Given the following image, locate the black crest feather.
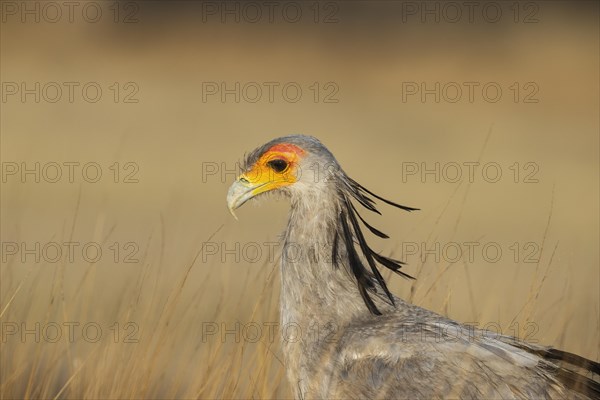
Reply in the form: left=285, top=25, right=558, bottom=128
left=334, top=179, right=418, bottom=315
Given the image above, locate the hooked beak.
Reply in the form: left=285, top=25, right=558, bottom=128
left=226, top=178, right=267, bottom=220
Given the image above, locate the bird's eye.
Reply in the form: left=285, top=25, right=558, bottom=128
left=267, top=159, right=288, bottom=173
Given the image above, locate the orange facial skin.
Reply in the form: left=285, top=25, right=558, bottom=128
left=241, top=143, right=306, bottom=196
left=227, top=142, right=308, bottom=218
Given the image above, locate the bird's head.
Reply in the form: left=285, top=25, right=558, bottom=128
left=227, top=135, right=419, bottom=315
left=227, top=135, right=339, bottom=218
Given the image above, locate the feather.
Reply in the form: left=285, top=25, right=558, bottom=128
left=345, top=197, right=396, bottom=308
left=339, top=209, right=381, bottom=315
left=348, top=201, right=389, bottom=239
left=348, top=177, right=419, bottom=212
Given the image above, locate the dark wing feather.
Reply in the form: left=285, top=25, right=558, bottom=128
left=504, top=340, right=600, bottom=398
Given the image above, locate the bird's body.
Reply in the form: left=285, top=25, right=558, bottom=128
left=227, top=135, right=599, bottom=399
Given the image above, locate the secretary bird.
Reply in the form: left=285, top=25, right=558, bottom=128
left=226, top=135, right=599, bottom=399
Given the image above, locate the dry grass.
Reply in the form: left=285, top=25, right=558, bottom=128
left=1, top=216, right=289, bottom=399
left=1, top=2, right=598, bottom=398
left=1, top=178, right=597, bottom=399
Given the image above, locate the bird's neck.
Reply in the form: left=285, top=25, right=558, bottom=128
left=280, top=190, right=369, bottom=330
left=279, top=188, right=401, bottom=395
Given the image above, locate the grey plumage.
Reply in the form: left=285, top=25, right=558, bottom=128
left=228, top=135, right=599, bottom=399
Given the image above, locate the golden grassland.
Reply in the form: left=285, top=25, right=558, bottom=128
left=1, top=2, right=598, bottom=398
left=1, top=178, right=598, bottom=398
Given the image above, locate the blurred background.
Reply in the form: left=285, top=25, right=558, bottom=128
left=1, top=1, right=598, bottom=398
